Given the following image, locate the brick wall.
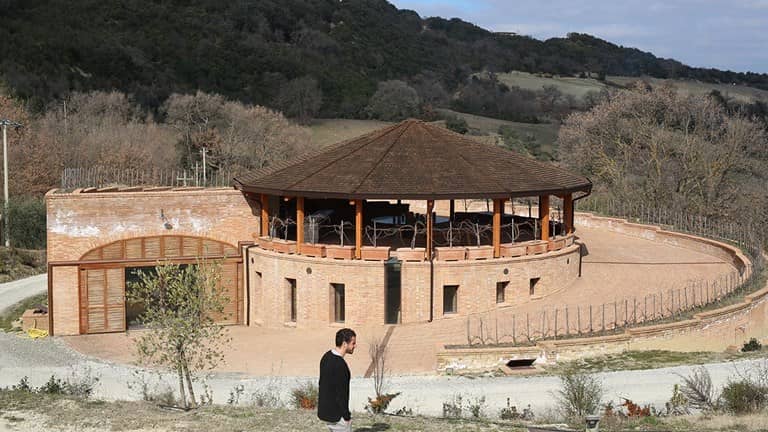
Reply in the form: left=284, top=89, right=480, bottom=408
left=46, top=188, right=256, bottom=335
left=247, top=244, right=580, bottom=328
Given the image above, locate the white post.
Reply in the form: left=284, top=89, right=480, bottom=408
left=3, top=123, right=8, bottom=247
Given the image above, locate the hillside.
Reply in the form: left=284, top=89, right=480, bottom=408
left=2, top=0, right=768, bottom=115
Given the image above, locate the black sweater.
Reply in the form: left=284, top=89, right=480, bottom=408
left=317, top=350, right=351, bottom=422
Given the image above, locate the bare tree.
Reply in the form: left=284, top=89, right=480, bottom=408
left=366, top=336, right=400, bottom=414
left=274, top=76, right=323, bottom=125
left=558, top=83, right=768, bottom=225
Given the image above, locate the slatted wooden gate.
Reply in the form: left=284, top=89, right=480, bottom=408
left=79, top=267, right=126, bottom=333
left=78, top=235, right=243, bottom=334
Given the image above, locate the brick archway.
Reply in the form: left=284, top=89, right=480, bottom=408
left=77, top=235, right=243, bottom=334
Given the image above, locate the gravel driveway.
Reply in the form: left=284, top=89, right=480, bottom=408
left=1, top=275, right=765, bottom=417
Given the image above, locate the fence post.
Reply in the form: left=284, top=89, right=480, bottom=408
left=577, top=306, right=582, bottom=335
left=624, top=299, right=628, bottom=326
left=601, top=303, right=605, bottom=333
left=526, top=312, right=530, bottom=341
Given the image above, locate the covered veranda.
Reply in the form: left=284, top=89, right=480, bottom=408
left=234, top=119, right=591, bottom=262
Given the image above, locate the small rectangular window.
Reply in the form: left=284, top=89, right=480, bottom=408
left=496, top=281, right=509, bottom=303
left=443, top=285, right=458, bottom=314
left=529, top=277, right=540, bottom=296
left=286, top=278, right=297, bottom=322
left=331, top=283, right=345, bottom=323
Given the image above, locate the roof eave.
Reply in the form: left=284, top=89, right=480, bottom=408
left=233, top=182, right=592, bottom=201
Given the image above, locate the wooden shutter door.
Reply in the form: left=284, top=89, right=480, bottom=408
left=216, top=262, right=240, bottom=325
left=83, top=267, right=126, bottom=334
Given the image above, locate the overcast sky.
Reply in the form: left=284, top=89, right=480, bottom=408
left=389, top=0, right=768, bottom=74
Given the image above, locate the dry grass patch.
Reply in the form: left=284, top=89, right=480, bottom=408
left=546, top=349, right=768, bottom=374
left=0, top=390, right=528, bottom=432
left=310, top=119, right=392, bottom=147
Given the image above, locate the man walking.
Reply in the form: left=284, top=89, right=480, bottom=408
left=318, top=328, right=356, bottom=432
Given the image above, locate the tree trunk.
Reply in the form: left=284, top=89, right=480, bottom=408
left=181, top=352, right=198, bottom=408
left=177, top=362, right=188, bottom=409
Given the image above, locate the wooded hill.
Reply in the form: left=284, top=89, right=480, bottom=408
left=3, top=0, right=768, bottom=116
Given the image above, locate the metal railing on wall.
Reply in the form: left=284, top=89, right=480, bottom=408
left=60, top=167, right=236, bottom=189
left=464, top=199, right=765, bottom=347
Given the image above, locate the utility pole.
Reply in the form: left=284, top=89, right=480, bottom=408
left=1, top=119, right=22, bottom=248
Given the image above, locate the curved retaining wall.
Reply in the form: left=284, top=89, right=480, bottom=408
left=575, top=212, right=750, bottom=274
left=247, top=242, right=581, bottom=328
left=437, top=215, right=761, bottom=372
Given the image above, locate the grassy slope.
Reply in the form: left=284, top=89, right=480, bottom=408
left=545, top=349, right=768, bottom=375
left=309, top=119, right=393, bottom=147
left=492, top=70, right=609, bottom=98
left=608, top=75, right=768, bottom=102
left=490, top=70, right=768, bottom=103
left=0, top=248, right=46, bottom=285
left=310, top=114, right=560, bottom=157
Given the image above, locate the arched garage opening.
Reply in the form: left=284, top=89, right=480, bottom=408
left=77, top=235, right=243, bottom=334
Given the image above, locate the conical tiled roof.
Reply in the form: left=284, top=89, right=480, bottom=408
left=233, top=119, right=591, bottom=199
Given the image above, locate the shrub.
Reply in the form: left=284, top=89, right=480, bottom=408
left=366, top=392, right=401, bottom=414
left=39, top=376, right=66, bottom=395
left=466, top=395, right=487, bottom=418
left=7, top=196, right=46, bottom=249
left=250, top=386, right=283, bottom=408
left=554, top=370, right=604, bottom=418
left=741, top=338, right=762, bottom=352
left=366, top=80, right=421, bottom=121
left=11, top=376, right=32, bottom=392
left=620, top=398, right=651, bottom=417
left=444, top=115, right=469, bottom=134
left=442, top=394, right=463, bottom=418
left=228, top=384, right=244, bottom=405
left=665, top=384, right=690, bottom=416
left=291, top=382, right=319, bottom=409
left=679, top=367, right=719, bottom=412
left=721, top=379, right=768, bottom=414
left=499, top=400, right=535, bottom=421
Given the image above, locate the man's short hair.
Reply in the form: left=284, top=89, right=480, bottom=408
left=335, top=328, right=356, bottom=347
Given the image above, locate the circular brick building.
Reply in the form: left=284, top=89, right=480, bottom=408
left=233, top=119, right=592, bottom=328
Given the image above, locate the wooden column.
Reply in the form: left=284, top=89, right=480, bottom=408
left=539, top=195, right=550, bottom=241
left=355, top=199, right=363, bottom=259
left=260, top=194, right=269, bottom=237
left=449, top=200, right=455, bottom=221
left=426, top=200, right=434, bottom=260
left=563, top=193, right=573, bottom=234
left=296, top=197, right=304, bottom=254
left=493, top=198, right=503, bottom=258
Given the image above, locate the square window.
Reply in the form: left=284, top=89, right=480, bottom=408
left=443, top=285, right=458, bottom=314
